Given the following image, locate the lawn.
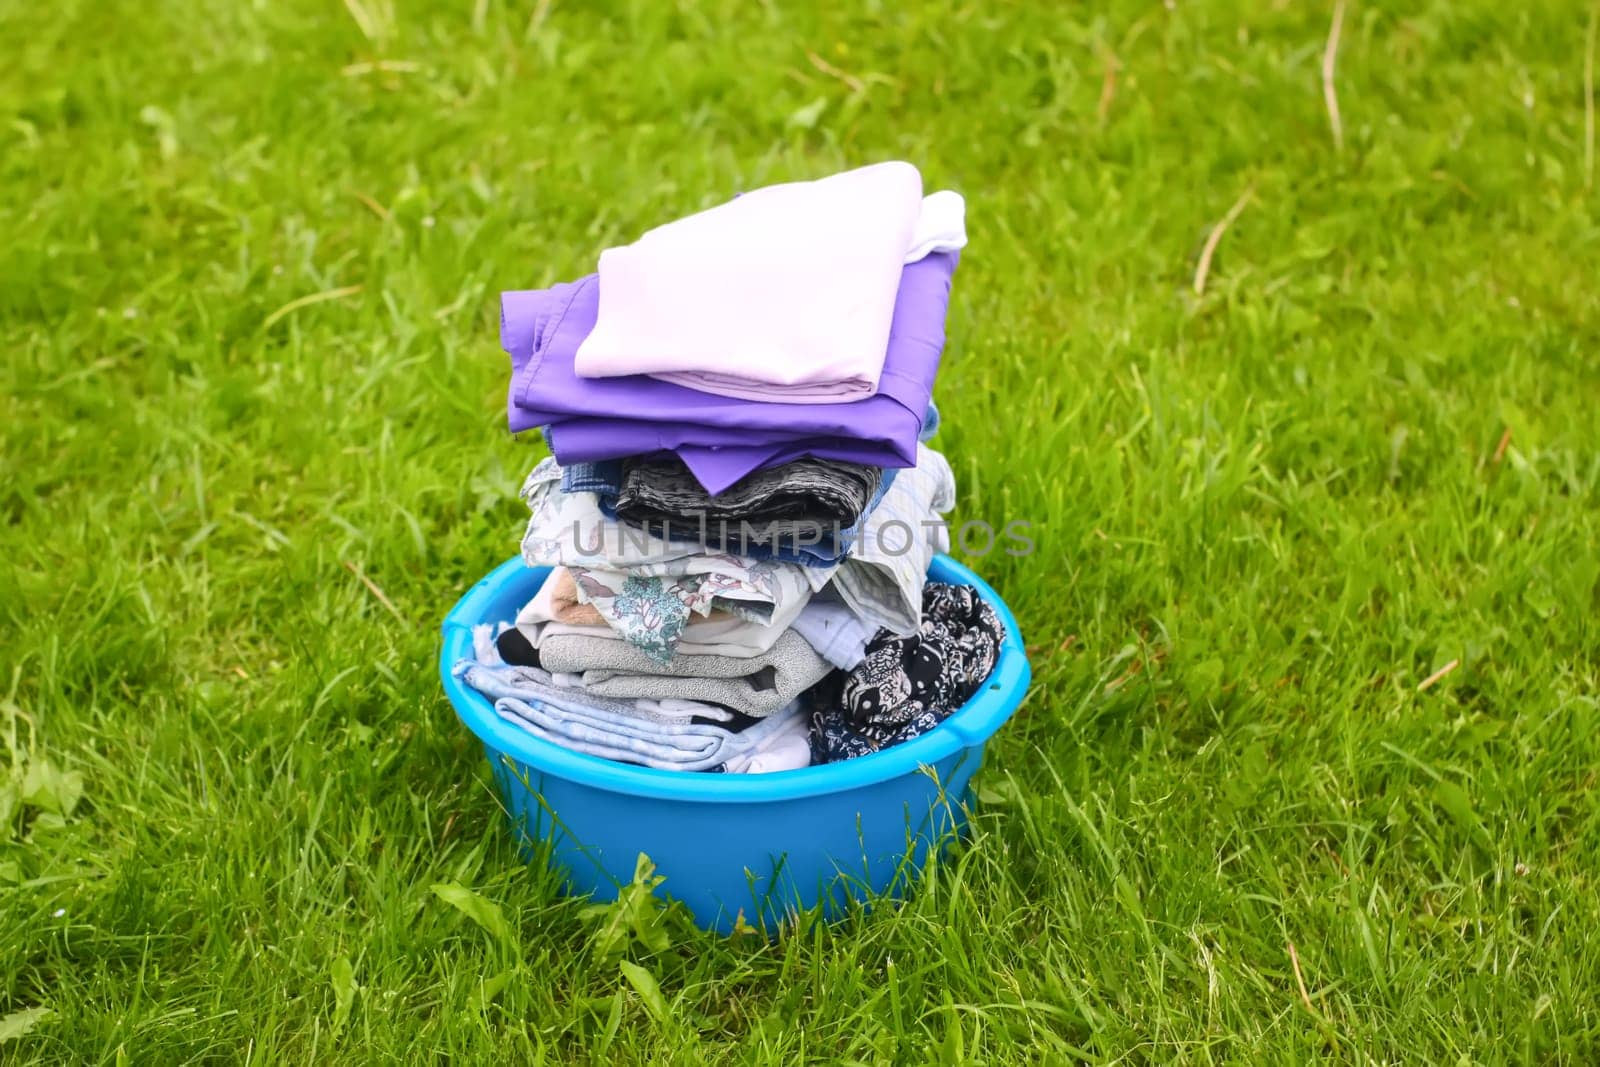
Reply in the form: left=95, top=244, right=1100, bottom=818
left=3, top=0, right=1600, bottom=1061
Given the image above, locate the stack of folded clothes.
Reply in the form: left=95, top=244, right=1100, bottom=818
left=455, top=162, right=1007, bottom=774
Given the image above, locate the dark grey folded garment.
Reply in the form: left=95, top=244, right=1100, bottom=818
left=613, top=454, right=882, bottom=548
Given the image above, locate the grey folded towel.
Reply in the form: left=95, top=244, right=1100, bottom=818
left=535, top=628, right=831, bottom=718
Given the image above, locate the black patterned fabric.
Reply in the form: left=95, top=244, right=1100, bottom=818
left=808, top=582, right=1005, bottom=763
left=613, top=454, right=882, bottom=549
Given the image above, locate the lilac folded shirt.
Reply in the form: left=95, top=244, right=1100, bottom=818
left=502, top=251, right=958, bottom=494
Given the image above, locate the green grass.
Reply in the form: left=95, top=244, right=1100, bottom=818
left=3, top=0, right=1600, bottom=1060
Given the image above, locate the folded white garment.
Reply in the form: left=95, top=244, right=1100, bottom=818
left=904, top=190, right=968, bottom=262
left=719, top=709, right=812, bottom=773
left=788, top=589, right=874, bottom=669
left=574, top=161, right=925, bottom=403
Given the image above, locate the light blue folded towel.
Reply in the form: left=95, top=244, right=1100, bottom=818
left=454, top=629, right=810, bottom=773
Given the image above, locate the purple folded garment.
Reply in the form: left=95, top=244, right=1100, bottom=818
left=502, top=252, right=958, bottom=494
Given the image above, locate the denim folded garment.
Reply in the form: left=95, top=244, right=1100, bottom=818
left=502, top=251, right=958, bottom=494
left=554, top=458, right=624, bottom=499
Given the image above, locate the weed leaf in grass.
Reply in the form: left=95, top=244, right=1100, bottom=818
left=580, top=853, right=670, bottom=957
left=470, top=969, right=517, bottom=1012
left=330, top=957, right=357, bottom=1034
left=0, top=779, right=17, bottom=840
left=20, top=760, right=82, bottom=817
left=0, top=1007, right=53, bottom=1044
left=431, top=882, right=516, bottom=949
left=596, top=990, right=625, bottom=1053
left=786, top=97, right=827, bottom=129
left=976, top=775, right=1023, bottom=808
left=619, top=960, right=670, bottom=1023
left=940, top=1008, right=966, bottom=1063
left=1432, top=780, right=1494, bottom=854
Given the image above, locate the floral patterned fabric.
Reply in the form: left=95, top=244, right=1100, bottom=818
left=808, top=582, right=1006, bottom=763
left=514, top=568, right=804, bottom=662
left=559, top=565, right=802, bottom=662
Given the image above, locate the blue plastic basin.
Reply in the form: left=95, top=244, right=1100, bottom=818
left=439, top=553, right=1031, bottom=933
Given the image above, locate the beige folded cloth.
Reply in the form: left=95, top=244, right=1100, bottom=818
left=547, top=567, right=604, bottom=625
